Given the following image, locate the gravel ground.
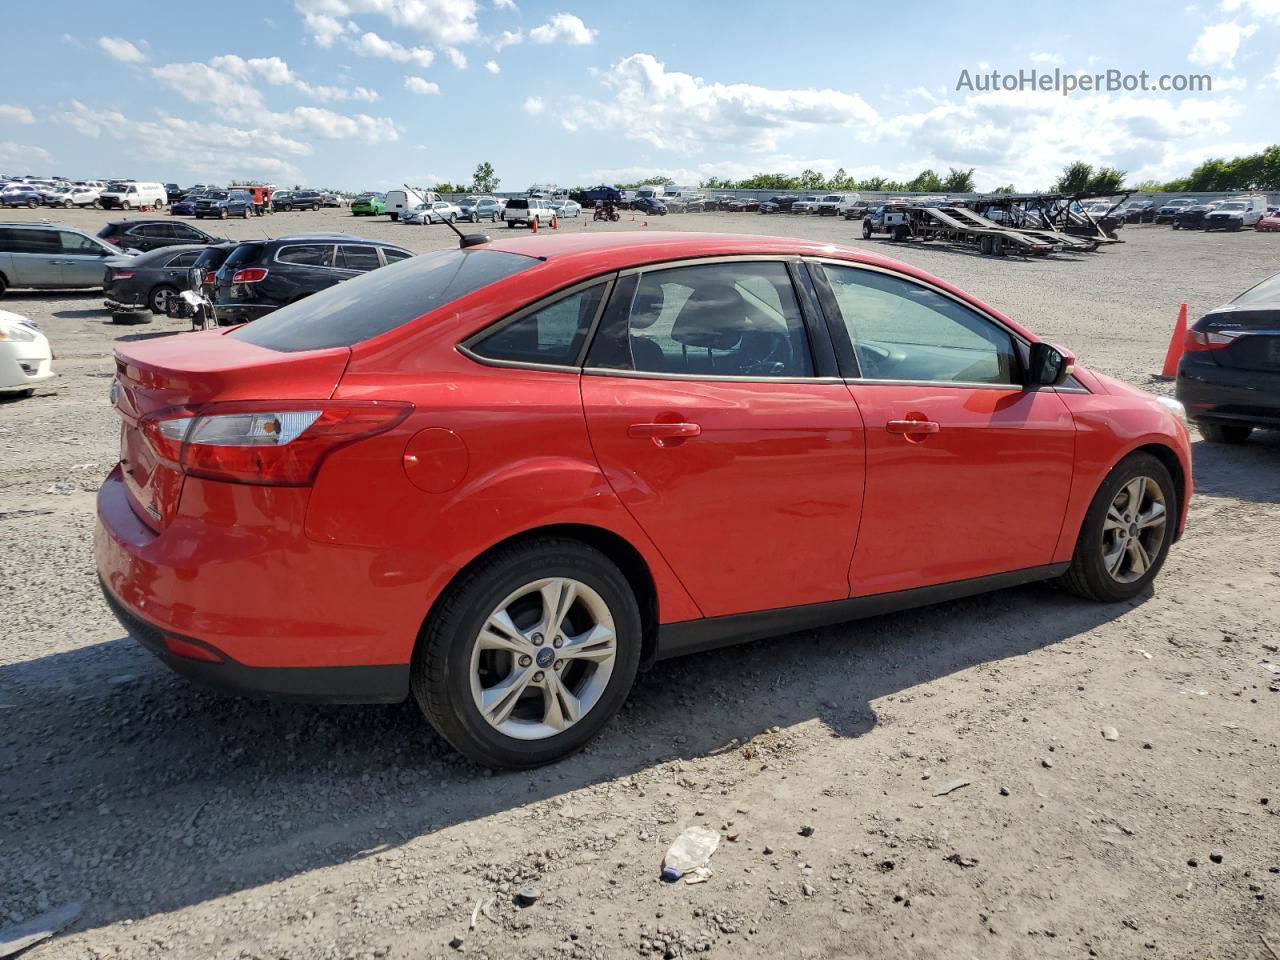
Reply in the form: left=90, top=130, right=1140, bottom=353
left=1, top=207, right=1278, bottom=960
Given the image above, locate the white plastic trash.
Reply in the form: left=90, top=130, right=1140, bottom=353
left=661, top=825, right=720, bottom=881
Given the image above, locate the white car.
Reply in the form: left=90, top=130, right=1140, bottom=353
left=41, top=184, right=101, bottom=208
left=791, top=196, right=822, bottom=214
left=0, top=310, right=54, bottom=398
left=551, top=200, right=582, bottom=218
left=502, top=197, right=556, bottom=227
left=402, top=200, right=462, bottom=225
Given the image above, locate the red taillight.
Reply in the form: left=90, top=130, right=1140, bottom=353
left=140, top=401, right=412, bottom=486
left=231, top=267, right=268, bottom=283
left=1184, top=328, right=1234, bottom=352
left=202, top=270, right=216, bottom=284
left=112, top=270, right=134, bottom=280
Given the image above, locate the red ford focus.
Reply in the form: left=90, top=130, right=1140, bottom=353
left=97, top=232, right=1191, bottom=767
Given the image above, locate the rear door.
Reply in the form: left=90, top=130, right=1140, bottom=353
left=580, top=259, right=865, bottom=618
left=0, top=227, right=62, bottom=287
left=813, top=260, right=1076, bottom=596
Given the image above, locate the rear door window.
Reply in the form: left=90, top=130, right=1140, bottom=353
left=467, top=284, right=607, bottom=367
left=0, top=228, right=59, bottom=254
left=276, top=244, right=334, bottom=267
left=382, top=248, right=412, bottom=264
left=233, top=248, right=539, bottom=352
left=165, top=250, right=201, bottom=268
left=337, top=245, right=382, bottom=271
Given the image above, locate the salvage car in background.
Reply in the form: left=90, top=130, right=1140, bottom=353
left=211, top=234, right=412, bottom=325
left=458, top=196, right=504, bottom=223
left=1172, top=201, right=1221, bottom=230
left=194, top=190, right=253, bottom=220
left=1203, top=197, right=1266, bottom=231
left=1176, top=270, right=1280, bottom=444
left=1154, top=198, right=1196, bottom=223
left=351, top=193, right=386, bottom=216
left=98, top=231, right=1191, bottom=769
left=1256, top=211, right=1280, bottom=232
left=0, top=222, right=128, bottom=294
left=0, top=309, right=53, bottom=398
left=97, top=220, right=224, bottom=253
left=103, top=244, right=208, bottom=318
left=402, top=200, right=463, bottom=225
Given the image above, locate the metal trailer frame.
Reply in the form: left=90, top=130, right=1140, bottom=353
left=963, top=191, right=1129, bottom=244
left=862, top=204, right=1066, bottom=257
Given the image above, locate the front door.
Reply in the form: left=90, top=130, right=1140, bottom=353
left=58, top=230, right=113, bottom=287
left=581, top=259, right=866, bottom=618
left=815, top=261, right=1076, bottom=597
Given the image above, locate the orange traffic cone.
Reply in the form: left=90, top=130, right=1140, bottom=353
left=530, top=216, right=538, bottom=233
left=551, top=214, right=558, bottom=230
left=642, top=220, right=648, bottom=227
left=1156, top=303, right=1188, bottom=379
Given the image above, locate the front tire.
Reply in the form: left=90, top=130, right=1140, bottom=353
left=411, top=538, right=642, bottom=769
left=1058, top=453, right=1175, bottom=602
left=1198, top=421, right=1252, bottom=444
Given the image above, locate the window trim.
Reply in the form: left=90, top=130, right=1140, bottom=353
left=590, top=254, right=833, bottom=384
left=808, top=258, right=1029, bottom=389
left=273, top=243, right=337, bottom=269
left=456, top=274, right=617, bottom=374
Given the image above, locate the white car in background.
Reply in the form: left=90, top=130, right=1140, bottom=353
left=41, top=184, right=102, bottom=208
left=0, top=310, right=53, bottom=399
left=791, top=196, right=823, bottom=214
left=402, top=200, right=463, bottom=224
left=551, top=199, right=582, bottom=218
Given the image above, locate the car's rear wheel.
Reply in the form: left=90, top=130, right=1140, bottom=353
left=220, top=208, right=229, bottom=219
left=412, top=538, right=642, bottom=768
left=1058, top=453, right=1174, bottom=602
left=862, top=221, right=872, bottom=239
left=148, top=284, right=177, bottom=314
left=1198, top=421, right=1252, bottom=444
left=121, top=201, right=131, bottom=210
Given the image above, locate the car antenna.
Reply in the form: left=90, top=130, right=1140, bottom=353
left=441, top=214, right=490, bottom=249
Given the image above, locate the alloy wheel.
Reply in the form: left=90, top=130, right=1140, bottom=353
left=1101, top=475, right=1167, bottom=583
left=469, top=577, right=617, bottom=740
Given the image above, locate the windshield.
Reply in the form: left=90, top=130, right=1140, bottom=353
left=106, top=181, right=130, bottom=192
left=233, top=249, right=539, bottom=352
left=1219, top=202, right=1246, bottom=210
left=204, top=191, right=228, bottom=200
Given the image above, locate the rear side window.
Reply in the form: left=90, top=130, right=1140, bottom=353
left=277, top=244, right=334, bottom=267
left=233, top=248, right=539, bottom=352
left=166, top=250, right=201, bottom=268
left=221, top=243, right=264, bottom=274
left=468, top=284, right=607, bottom=367
left=507, top=199, right=528, bottom=210
left=0, top=228, right=59, bottom=254
left=337, top=245, right=381, bottom=271
left=1233, top=272, right=1280, bottom=306
left=382, top=248, right=411, bottom=264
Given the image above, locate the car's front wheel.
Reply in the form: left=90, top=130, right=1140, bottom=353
left=412, top=538, right=642, bottom=769
left=1058, top=453, right=1175, bottom=602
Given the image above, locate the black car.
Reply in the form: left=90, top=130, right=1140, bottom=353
left=102, top=244, right=207, bottom=316
left=165, top=183, right=184, bottom=202
left=758, top=196, right=797, bottom=214
left=1172, top=203, right=1217, bottom=230
left=194, top=190, right=253, bottom=219
left=842, top=202, right=871, bottom=220
left=96, top=219, right=225, bottom=253
left=1176, top=271, right=1280, bottom=445
left=274, top=190, right=324, bottom=212
left=212, top=234, right=413, bottom=325
left=631, top=197, right=668, bottom=216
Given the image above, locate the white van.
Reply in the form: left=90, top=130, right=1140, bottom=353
left=1203, top=195, right=1266, bottom=231
left=386, top=188, right=441, bottom=221
left=634, top=185, right=668, bottom=202
left=502, top=197, right=555, bottom=228
left=99, top=181, right=167, bottom=210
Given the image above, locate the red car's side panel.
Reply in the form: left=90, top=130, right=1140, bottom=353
left=581, top=376, right=866, bottom=617
left=846, top=383, right=1077, bottom=595
left=316, top=359, right=703, bottom=636
left=1051, top=369, right=1193, bottom=561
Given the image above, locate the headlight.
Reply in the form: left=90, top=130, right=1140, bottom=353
left=1156, top=395, right=1187, bottom=423
left=0, top=319, right=38, bottom=342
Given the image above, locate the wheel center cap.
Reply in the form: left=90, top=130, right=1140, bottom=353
left=1129, top=523, right=1139, bottom=537
left=535, top=647, right=555, bottom=668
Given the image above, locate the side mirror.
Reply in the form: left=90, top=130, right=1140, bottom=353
left=1027, top=342, right=1074, bottom=387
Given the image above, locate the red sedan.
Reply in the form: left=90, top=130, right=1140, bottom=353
left=97, top=232, right=1192, bottom=767
left=1256, top=212, right=1280, bottom=232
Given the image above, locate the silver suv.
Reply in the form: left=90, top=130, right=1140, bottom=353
left=0, top=223, right=128, bottom=295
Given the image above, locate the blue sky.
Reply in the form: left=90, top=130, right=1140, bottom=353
left=1, top=0, right=1278, bottom=192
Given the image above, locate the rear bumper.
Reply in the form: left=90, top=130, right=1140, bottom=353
left=1176, top=358, right=1280, bottom=428
left=213, top=301, right=276, bottom=325
left=95, top=466, right=415, bottom=702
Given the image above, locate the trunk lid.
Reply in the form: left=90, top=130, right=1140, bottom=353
left=112, top=329, right=350, bottom=530
left=1199, top=305, right=1280, bottom=372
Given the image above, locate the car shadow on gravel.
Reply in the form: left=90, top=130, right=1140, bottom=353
left=0, top=581, right=1132, bottom=937
left=1190, top=432, right=1280, bottom=504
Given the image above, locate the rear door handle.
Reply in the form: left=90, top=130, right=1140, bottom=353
left=886, top=419, right=940, bottom=435
left=628, top=422, right=701, bottom=442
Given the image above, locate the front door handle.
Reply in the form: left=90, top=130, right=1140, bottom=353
left=628, top=422, right=701, bottom=445
left=886, top=418, right=940, bottom=436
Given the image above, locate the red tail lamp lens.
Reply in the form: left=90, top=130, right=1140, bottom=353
left=231, top=267, right=268, bottom=283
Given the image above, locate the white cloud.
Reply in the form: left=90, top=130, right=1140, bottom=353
left=493, top=0, right=517, bottom=8
left=353, top=31, right=435, bottom=67
left=404, top=76, right=441, bottom=95
left=98, top=36, right=147, bottom=63
left=1220, top=0, right=1280, bottom=22
left=303, top=12, right=354, bottom=46
left=1029, top=51, right=1063, bottom=64
left=294, top=0, right=480, bottom=46
left=523, top=96, right=546, bottom=115
left=445, top=47, right=468, bottom=68
left=529, top=13, right=595, bottom=45
left=584, top=53, right=879, bottom=153
left=484, top=59, right=500, bottom=74
left=1188, top=21, right=1257, bottom=68
left=0, top=104, right=35, bottom=124
left=0, top=141, right=52, bottom=171
left=495, top=29, right=523, bottom=49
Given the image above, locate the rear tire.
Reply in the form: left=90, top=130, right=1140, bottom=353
left=1198, top=421, right=1252, bottom=444
left=862, top=221, right=872, bottom=239
left=1057, top=453, right=1175, bottom=602
left=411, top=538, right=642, bottom=769
left=148, top=284, right=177, bottom=315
